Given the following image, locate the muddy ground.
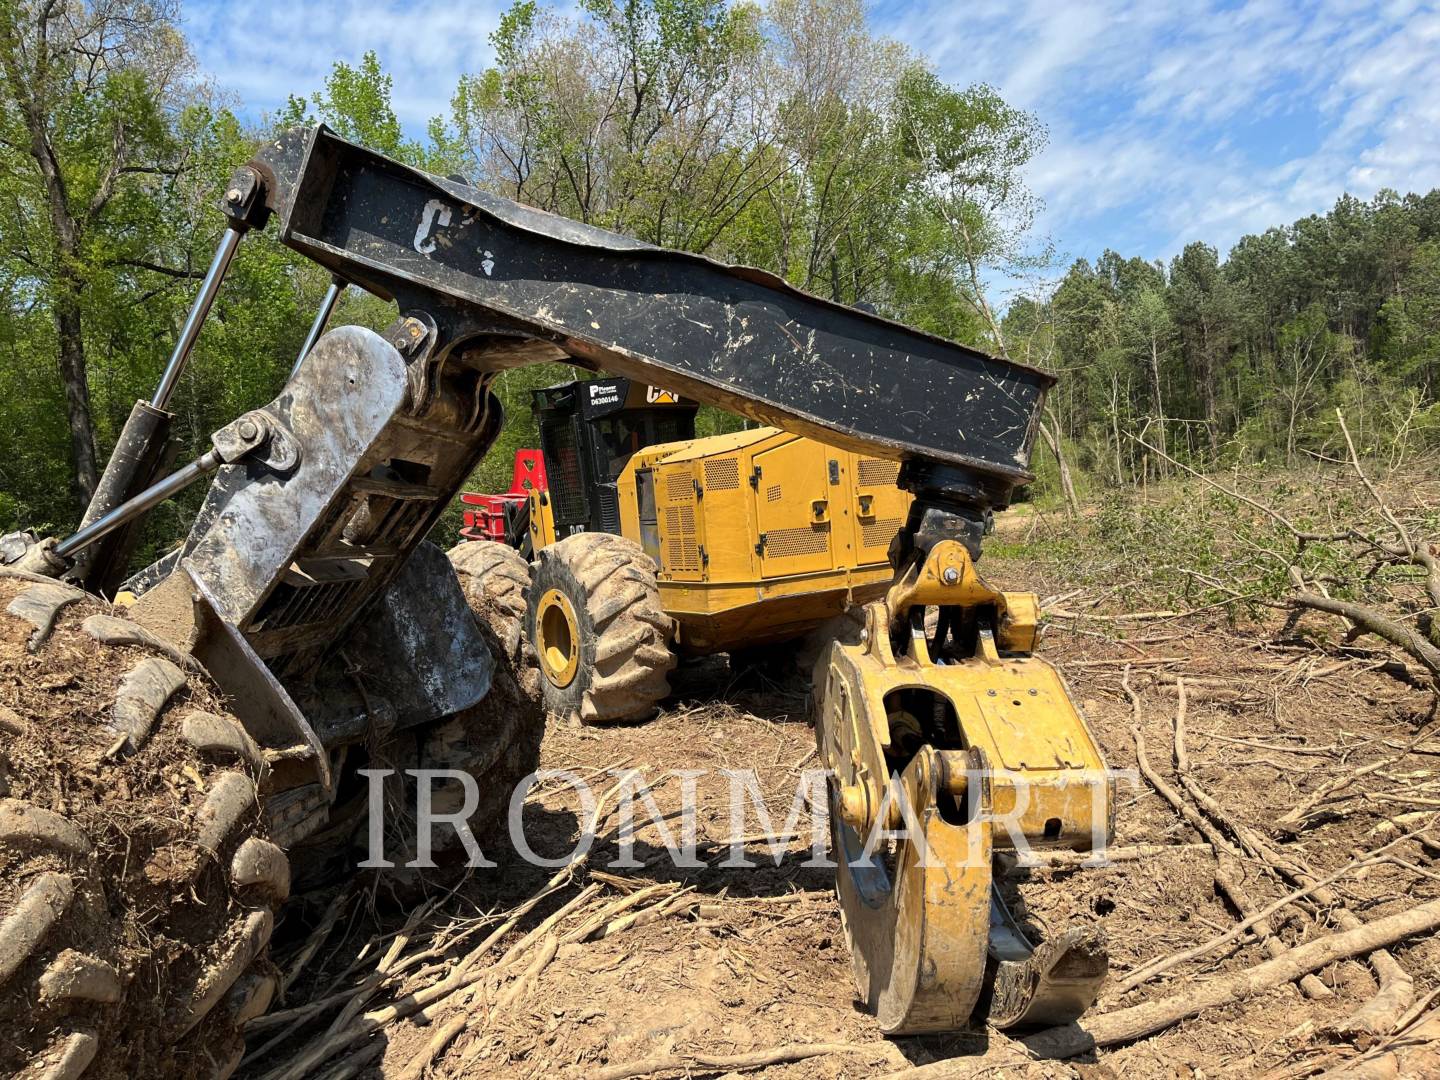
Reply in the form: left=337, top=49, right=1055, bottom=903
left=238, top=549, right=1440, bottom=1080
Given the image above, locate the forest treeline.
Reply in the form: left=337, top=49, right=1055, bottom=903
left=2, top=0, right=1437, bottom=551
left=1020, top=191, right=1440, bottom=503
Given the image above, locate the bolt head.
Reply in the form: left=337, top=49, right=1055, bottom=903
left=225, top=188, right=242, bottom=203
left=237, top=418, right=259, bottom=440
left=943, top=566, right=960, bottom=584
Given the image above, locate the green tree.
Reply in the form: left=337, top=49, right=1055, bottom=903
left=1274, top=303, right=1341, bottom=464
left=1381, top=240, right=1440, bottom=393
left=280, top=50, right=425, bottom=166
left=1123, top=287, right=1176, bottom=470
left=437, top=0, right=774, bottom=251
left=1167, top=242, right=1231, bottom=456
left=895, top=68, right=1046, bottom=353
left=0, top=0, right=197, bottom=505
left=741, top=0, right=913, bottom=303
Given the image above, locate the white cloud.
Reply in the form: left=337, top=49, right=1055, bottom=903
left=181, top=0, right=1440, bottom=269
left=182, top=0, right=511, bottom=129
left=878, top=0, right=1440, bottom=265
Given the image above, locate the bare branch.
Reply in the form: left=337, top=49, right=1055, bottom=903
left=1336, top=408, right=1416, bottom=555
left=1290, top=588, right=1440, bottom=677
left=85, top=117, right=127, bottom=218
left=1131, top=435, right=1308, bottom=539
left=115, top=257, right=203, bottom=280
left=1333, top=410, right=1440, bottom=612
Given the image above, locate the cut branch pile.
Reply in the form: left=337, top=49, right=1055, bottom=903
left=1062, top=665, right=1440, bottom=1065
left=1136, top=412, right=1440, bottom=690
left=242, top=769, right=854, bottom=1080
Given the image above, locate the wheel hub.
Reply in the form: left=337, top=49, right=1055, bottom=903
left=536, top=588, right=580, bottom=688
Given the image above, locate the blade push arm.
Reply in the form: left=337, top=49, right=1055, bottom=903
left=229, top=126, right=1050, bottom=508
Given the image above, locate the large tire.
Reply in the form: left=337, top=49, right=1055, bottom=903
left=447, top=540, right=535, bottom=696
left=0, top=569, right=286, bottom=1080
left=527, top=534, right=675, bottom=724
left=432, top=541, right=544, bottom=847
left=408, top=638, right=545, bottom=856
left=731, top=609, right=867, bottom=684
left=359, top=655, right=547, bottom=879
left=795, top=607, right=868, bottom=683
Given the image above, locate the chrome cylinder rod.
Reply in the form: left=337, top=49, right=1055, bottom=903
left=54, top=450, right=223, bottom=560
left=290, top=277, right=344, bottom=379
left=151, top=227, right=244, bottom=411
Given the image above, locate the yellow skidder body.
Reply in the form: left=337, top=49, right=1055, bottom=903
left=626, top=428, right=913, bottom=651
left=528, top=426, right=912, bottom=653
left=508, top=386, right=916, bottom=725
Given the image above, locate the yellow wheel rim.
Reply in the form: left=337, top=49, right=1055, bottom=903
left=536, top=588, right=581, bottom=689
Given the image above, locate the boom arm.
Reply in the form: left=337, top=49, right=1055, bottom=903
left=52, top=122, right=1063, bottom=759
left=233, top=126, right=1050, bottom=506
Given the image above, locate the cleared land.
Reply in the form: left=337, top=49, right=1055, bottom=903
left=237, top=538, right=1439, bottom=1075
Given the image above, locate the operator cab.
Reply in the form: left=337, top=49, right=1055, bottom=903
left=534, top=377, right=697, bottom=536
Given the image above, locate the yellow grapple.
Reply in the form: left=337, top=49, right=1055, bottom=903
left=815, top=539, right=1111, bottom=1033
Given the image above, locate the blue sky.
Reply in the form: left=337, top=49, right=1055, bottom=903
left=182, top=0, right=1440, bottom=287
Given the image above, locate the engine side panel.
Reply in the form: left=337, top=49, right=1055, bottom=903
left=613, top=429, right=911, bottom=653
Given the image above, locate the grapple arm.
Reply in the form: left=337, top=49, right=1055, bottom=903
left=819, top=540, right=1111, bottom=1033
left=232, top=126, right=1048, bottom=508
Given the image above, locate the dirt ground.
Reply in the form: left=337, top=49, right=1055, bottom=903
left=235, top=549, right=1440, bottom=1080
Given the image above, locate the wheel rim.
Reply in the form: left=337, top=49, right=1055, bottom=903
left=536, top=588, right=581, bottom=688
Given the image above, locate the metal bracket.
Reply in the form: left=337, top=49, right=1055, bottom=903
left=211, top=410, right=301, bottom=472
